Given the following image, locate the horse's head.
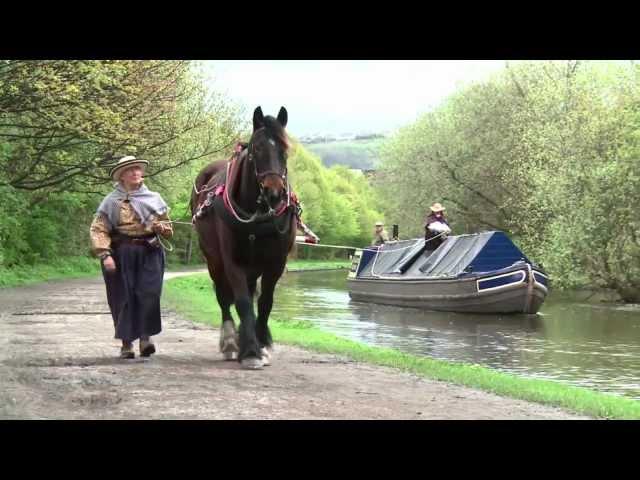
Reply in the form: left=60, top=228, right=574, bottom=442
left=248, top=106, right=290, bottom=210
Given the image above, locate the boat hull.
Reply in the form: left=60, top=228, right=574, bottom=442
left=347, top=265, right=548, bottom=314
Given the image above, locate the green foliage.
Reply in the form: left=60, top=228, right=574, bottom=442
left=0, top=185, right=28, bottom=266
left=0, top=255, right=100, bottom=288
left=0, top=61, right=384, bottom=271
left=0, top=60, right=242, bottom=192
left=0, top=60, right=242, bottom=270
left=378, top=60, right=640, bottom=301
left=303, top=137, right=385, bottom=169
left=288, top=143, right=384, bottom=258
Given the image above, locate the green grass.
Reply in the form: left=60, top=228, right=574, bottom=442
left=163, top=273, right=640, bottom=420
left=0, top=256, right=102, bottom=288
left=287, top=259, right=351, bottom=271
left=160, top=259, right=350, bottom=273
left=0, top=256, right=349, bottom=290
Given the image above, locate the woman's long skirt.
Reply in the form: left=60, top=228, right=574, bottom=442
left=101, top=243, right=165, bottom=342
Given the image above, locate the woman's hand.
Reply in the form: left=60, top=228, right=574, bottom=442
left=152, top=222, right=168, bottom=234
left=103, top=255, right=116, bottom=272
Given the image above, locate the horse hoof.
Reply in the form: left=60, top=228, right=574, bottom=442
left=220, top=341, right=239, bottom=353
left=223, top=351, right=237, bottom=361
left=241, top=357, right=264, bottom=370
left=220, top=335, right=239, bottom=357
left=261, top=347, right=272, bottom=366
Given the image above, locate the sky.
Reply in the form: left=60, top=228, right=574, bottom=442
left=199, top=60, right=509, bottom=137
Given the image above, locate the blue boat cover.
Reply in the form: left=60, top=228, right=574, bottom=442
left=356, top=231, right=531, bottom=279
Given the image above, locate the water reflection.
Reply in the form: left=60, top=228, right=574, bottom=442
left=273, top=270, right=640, bottom=399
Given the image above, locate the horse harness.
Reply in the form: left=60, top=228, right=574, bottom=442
left=193, top=143, right=302, bottom=240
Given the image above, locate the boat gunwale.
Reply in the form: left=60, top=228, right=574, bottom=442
left=350, top=263, right=547, bottom=284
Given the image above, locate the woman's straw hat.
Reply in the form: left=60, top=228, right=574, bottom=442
left=430, top=202, right=445, bottom=213
left=109, top=156, right=149, bottom=181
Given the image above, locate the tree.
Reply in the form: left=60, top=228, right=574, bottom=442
left=287, top=142, right=383, bottom=258
left=377, top=60, right=640, bottom=301
left=0, top=60, right=243, bottom=268
left=0, top=60, right=242, bottom=192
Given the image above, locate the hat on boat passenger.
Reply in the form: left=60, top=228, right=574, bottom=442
left=430, top=202, right=445, bottom=213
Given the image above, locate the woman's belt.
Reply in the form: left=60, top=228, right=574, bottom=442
left=112, top=234, right=159, bottom=249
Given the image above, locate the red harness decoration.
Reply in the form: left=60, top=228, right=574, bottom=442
left=193, top=143, right=301, bottom=224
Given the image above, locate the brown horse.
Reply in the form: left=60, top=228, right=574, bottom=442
left=191, top=106, right=297, bottom=369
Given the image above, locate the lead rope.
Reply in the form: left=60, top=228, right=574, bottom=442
left=156, top=234, right=174, bottom=252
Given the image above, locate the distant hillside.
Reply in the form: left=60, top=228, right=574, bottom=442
left=301, top=137, right=385, bottom=170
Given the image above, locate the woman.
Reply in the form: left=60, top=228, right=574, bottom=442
left=90, top=156, right=173, bottom=359
left=424, top=202, right=451, bottom=249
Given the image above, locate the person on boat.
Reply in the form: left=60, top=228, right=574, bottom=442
left=90, top=156, right=174, bottom=359
left=424, top=202, right=451, bottom=249
left=372, top=221, right=389, bottom=246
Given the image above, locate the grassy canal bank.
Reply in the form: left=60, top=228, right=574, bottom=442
left=163, top=271, right=640, bottom=420
left=0, top=257, right=350, bottom=289
left=0, top=256, right=102, bottom=288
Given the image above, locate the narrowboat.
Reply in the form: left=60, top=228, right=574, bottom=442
left=347, top=231, right=548, bottom=314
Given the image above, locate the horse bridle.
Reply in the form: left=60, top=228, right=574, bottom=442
left=246, top=133, right=288, bottom=209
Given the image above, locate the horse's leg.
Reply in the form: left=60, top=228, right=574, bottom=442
left=216, top=280, right=239, bottom=361
left=248, top=275, right=258, bottom=299
left=256, top=267, right=285, bottom=366
left=220, top=259, right=262, bottom=369
left=206, top=260, right=239, bottom=361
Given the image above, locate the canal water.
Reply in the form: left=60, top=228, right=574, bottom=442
left=272, top=270, right=640, bottom=400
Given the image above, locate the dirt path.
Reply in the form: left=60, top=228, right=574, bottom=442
left=0, top=274, right=589, bottom=419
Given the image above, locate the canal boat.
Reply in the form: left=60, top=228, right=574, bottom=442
left=347, top=231, right=548, bottom=314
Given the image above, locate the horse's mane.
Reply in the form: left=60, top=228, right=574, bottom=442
left=262, top=116, right=291, bottom=152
